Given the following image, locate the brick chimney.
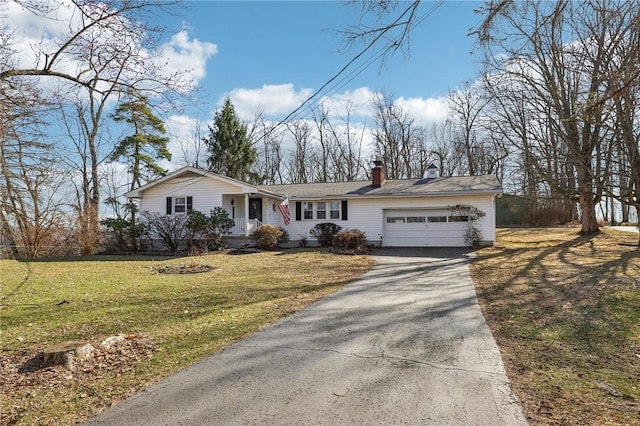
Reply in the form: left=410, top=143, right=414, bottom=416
left=372, top=160, right=385, bottom=187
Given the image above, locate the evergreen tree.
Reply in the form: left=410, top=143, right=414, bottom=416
left=109, top=90, right=171, bottom=251
left=204, top=98, right=257, bottom=181
left=110, top=91, right=171, bottom=191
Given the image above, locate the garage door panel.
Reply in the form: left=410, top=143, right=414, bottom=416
left=384, top=209, right=467, bottom=247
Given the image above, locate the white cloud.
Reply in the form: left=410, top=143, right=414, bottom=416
left=224, top=84, right=314, bottom=120
left=319, top=87, right=375, bottom=118
left=3, top=1, right=84, bottom=73
left=154, top=31, right=218, bottom=90
left=395, top=96, right=449, bottom=125
left=220, top=84, right=448, bottom=130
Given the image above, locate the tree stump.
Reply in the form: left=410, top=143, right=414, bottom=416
left=43, top=341, right=94, bottom=371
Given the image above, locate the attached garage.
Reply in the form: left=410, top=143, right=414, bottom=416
left=383, top=209, right=469, bottom=247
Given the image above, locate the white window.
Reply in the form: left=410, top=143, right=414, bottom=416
left=330, top=201, right=340, bottom=219
left=407, top=216, right=426, bottom=223
left=303, top=202, right=314, bottom=220
left=316, top=202, right=326, bottom=219
left=174, top=197, right=186, bottom=214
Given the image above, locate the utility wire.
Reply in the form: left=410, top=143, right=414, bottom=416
left=255, top=0, right=445, bottom=142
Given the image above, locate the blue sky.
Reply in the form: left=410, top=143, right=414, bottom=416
left=5, top=0, right=485, bottom=170
left=164, top=1, right=484, bottom=122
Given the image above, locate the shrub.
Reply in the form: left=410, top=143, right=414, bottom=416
left=100, top=217, right=145, bottom=253
left=252, top=225, right=284, bottom=250
left=100, top=199, right=144, bottom=253
left=332, top=229, right=369, bottom=254
left=310, top=222, right=342, bottom=247
left=185, top=207, right=235, bottom=250
left=142, top=212, right=190, bottom=253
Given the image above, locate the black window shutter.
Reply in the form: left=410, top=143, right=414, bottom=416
left=186, top=196, right=193, bottom=212
left=295, top=201, right=302, bottom=221
left=166, top=197, right=172, bottom=215
left=341, top=200, right=348, bottom=221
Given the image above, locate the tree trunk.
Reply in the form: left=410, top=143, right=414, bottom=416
left=577, top=167, right=600, bottom=234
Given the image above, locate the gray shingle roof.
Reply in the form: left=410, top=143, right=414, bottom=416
left=259, top=175, right=502, bottom=199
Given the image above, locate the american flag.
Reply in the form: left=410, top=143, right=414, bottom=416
left=278, top=198, right=291, bottom=226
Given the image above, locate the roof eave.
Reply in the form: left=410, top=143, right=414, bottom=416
left=288, top=189, right=503, bottom=199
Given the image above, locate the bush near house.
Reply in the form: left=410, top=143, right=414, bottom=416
left=185, top=208, right=235, bottom=251
left=310, top=223, right=342, bottom=247
left=332, top=229, right=369, bottom=254
left=142, top=212, right=190, bottom=253
left=101, top=217, right=145, bottom=253
left=252, top=225, right=289, bottom=250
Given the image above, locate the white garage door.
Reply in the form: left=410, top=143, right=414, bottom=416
left=383, top=209, right=468, bottom=247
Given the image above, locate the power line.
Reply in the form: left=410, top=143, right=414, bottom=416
left=255, top=0, right=445, bottom=142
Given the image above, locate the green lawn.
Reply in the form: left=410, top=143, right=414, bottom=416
left=1, top=250, right=374, bottom=425
left=472, top=228, right=640, bottom=425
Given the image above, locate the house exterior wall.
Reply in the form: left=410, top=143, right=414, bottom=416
left=137, top=176, right=282, bottom=237
left=275, top=194, right=496, bottom=246
left=139, top=176, right=244, bottom=215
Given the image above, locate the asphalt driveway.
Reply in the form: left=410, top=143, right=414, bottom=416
left=84, top=248, right=527, bottom=425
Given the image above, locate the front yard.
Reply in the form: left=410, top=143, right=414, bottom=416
left=0, top=250, right=374, bottom=425
left=3, top=228, right=638, bottom=425
left=472, top=228, right=640, bottom=425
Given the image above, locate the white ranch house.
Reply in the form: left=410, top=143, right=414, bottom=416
left=125, top=162, right=502, bottom=248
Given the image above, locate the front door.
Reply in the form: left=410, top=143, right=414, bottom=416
left=249, top=198, right=263, bottom=222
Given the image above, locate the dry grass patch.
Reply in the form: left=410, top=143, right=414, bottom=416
left=1, top=250, right=374, bottom=425
left=472, top=228, right=640, bottom=425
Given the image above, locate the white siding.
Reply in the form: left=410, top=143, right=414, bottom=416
left=280, top=194, right=496, bottom=246
left=139, top=176, right=243, bottom=215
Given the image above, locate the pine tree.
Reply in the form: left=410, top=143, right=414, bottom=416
left=110, top=91, right=171, bottom=191
left=109, top=90, right=171, bottom=251
left=204, top=98, right=257, bottom=181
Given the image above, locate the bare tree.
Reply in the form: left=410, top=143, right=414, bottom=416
left=1, top=0, right=195, bottom=253
left=428, top=120, right=461, bottom=177
left=475, top=0, right=640, bottom=235
left=448, top=82, right=485, bottom=176
left=250, top=115, right=285, bottom=185
left=370, top=92, right=427, bottom=179
left=173, top=117, right=208, bottom=168
left=0, top=82, right=72, bottom=258
left=285, top=120, right=315, bottom=184
left=325, top=100, right=367, bottom=181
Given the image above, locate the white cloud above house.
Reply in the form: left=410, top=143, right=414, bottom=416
left=223, top=83, right=314, bottom=120
left=395, top=96, right=449, bottom=126
left=153, top=30, right=218, bottom=91
left=319, top=87, right=375, bottom=118
left=220, top=83, right=448, bottom=128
